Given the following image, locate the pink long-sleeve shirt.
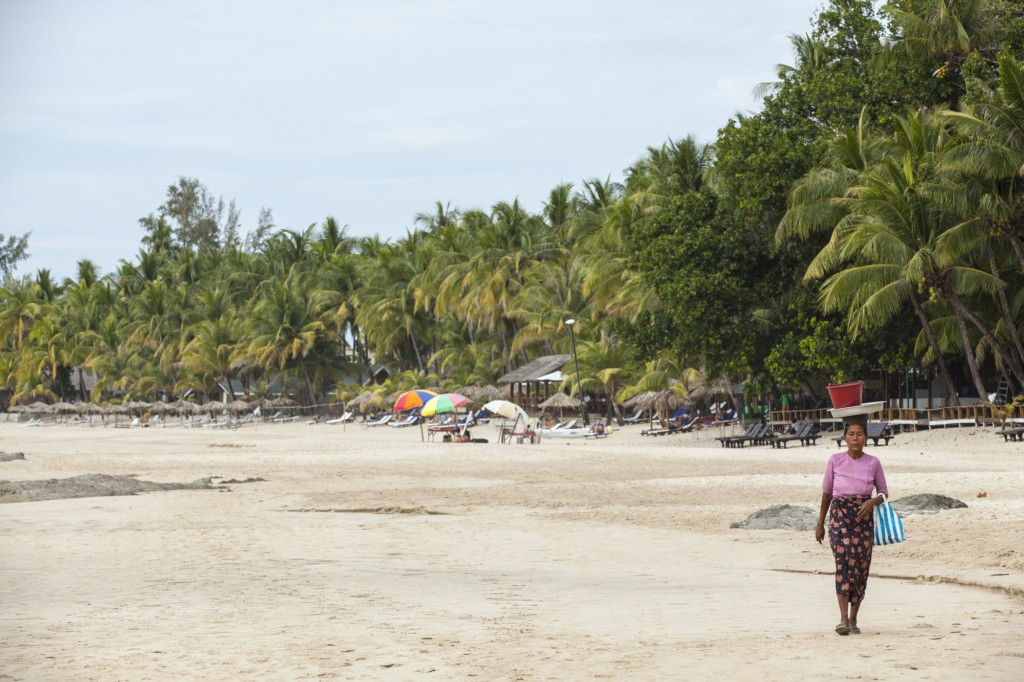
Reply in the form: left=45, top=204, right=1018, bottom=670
left=821, top=451, right=888, bottom=498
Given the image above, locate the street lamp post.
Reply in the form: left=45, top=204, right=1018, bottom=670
left=565, top=319, right=588, bottom=426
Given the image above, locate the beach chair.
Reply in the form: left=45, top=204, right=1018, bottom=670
left=667, top=417, right=698, bottom=434
left=362, top=413, right=392, bottom=427
left=997, top=426, right=1024, bottom=442
left=716, top=422, right=759, bottom=448
left=623, top=410, right=647, bottom=425
left=390, top=414, right=419, bottom=428
left=233, top=412, right=256, bottom=427
left=770, top=421, right=814, bottom=448
left=184, top=414, right=213, bottom=428
left=641, top=418, right=682, bottom=436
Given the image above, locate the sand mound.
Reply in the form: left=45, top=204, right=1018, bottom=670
left=0, top=473, right=222, bottom=504
left=0, top=452, right=26, bottom=462
left=730, top=504, right=818, bottom=531
left=890, top=493, right=968, bottom=516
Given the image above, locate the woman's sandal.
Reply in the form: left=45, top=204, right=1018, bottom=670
left=835, top=623, right=850, bottom=635
left=849, top=626, right=861, bottom=634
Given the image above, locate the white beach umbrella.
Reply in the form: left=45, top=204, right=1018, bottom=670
left=482, top=400, right=528, bottom=422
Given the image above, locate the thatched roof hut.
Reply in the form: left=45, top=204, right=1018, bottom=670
left=497, top=354, right=571, bottom=412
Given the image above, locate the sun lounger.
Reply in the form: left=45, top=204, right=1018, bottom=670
left=716, top=423, right=760, bottom=447
left=623, top=410, right=648, bottom=425
left=362, top=414, right=392, bottom=427
left=638, top=417, right=688, bottom=437
left=770, top=421, right=818, bottom=448
left=997, top=426, right=1024, bottom=442
left=390, top=414, right=419, bottom=428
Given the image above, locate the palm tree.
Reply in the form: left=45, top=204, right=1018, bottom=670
left=882, top=0, right=998, bottom=103
left=0, top=276, right=43, bottom=352
left=180, top=314, right=240, bottom=401
left=811, top=109, right=1024, bottom=398
left=941, top=53, right=1024, bottom=267
left=242, top=273, right=330, bottom=404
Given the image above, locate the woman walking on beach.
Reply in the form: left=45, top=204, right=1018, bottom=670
left=815, top=416, right=888, bottom=636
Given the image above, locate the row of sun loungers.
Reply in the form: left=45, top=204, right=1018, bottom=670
left=641, top=417, right=698, bottom=437
left=716, top=423, right=772, bottom=448
left=769, top=421, right=820, bottom=449
left=715, top=421, right=822, bottom=449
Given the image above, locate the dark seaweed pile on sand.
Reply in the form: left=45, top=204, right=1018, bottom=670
left=0, top=473, right=224, bottom=504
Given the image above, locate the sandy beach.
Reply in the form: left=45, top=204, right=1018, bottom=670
left=1, top=420, right=1022, bottom=681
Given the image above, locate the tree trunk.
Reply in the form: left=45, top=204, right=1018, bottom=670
left=987, top=247, right=1024, bottom=375
left=299, top=361, right=316, bottom=406
left=223, top=374, right=236, bottom=401
left=948, top=289, right=1024, bottom=387
left=950, top=303, right=989, bottom=400
left=77, top=367, right=88, bottom=402
left=1003, top=228, right=1024, bottom=271
left=351, top=324, right=373, bottom=381
left=910, top=297, right=960, bottom=406
left=408, top=329, right=424, bottom=373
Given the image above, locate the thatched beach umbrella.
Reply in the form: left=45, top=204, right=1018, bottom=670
left=123, top=400, right=150, bottom=413
left=686, top=376, right=734, bottom=407
left=639, top=388, right=690, bottom=426
left=224, top=399, right=251, bottom=413
left=621, top=391, right=655, bottom=410
left=25, top=401, right=54, bottom=415
left=349, top=390, right=382, bottom=414
left=538, top=392, right=582, bottom=420
left=456, top=385, right=490, bottom=403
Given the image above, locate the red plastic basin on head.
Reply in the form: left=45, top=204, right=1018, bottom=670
left=827, top=381, right=863, bottom=409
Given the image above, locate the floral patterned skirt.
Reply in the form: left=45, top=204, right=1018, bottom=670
left=828, top=495, right=874, bottom=605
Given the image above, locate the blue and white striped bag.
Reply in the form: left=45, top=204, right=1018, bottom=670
left=873, top=494, right=906, bottom=546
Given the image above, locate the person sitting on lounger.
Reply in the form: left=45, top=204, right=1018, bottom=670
left=456, top=429, right=472, bottom=443
left=590, top=420, right=606, bottom=436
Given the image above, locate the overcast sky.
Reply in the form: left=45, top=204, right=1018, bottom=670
left=1, top=0, right=824, bottom=280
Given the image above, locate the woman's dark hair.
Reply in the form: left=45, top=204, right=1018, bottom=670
left=843, top=420, right=867, bottom=437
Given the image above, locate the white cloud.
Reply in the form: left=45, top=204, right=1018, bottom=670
left=0, top=0, right=824, bottom=279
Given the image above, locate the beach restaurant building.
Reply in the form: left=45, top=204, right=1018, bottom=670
left=498, top=354, right=572, bottom=413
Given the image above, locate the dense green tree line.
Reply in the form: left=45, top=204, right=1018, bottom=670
left=2, top=0, right=1023, bottom=416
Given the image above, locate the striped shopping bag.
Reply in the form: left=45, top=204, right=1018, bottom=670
left=873, top=494, right=906, bottom=546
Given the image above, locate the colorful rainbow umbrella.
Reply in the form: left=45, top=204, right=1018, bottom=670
left=392, top=389, right=438, bottom=412
left=420, top=393, right=468, bottom=417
